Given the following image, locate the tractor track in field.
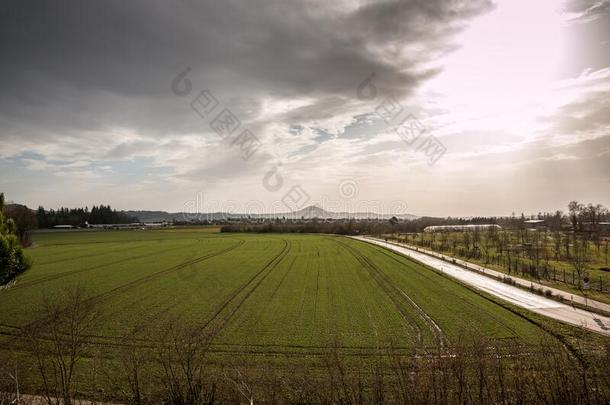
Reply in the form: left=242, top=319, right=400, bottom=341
left=29, top=242, right=127, bottom=261
left=333, top=238, right=446, bottom=347
left=356, top=241, right=446, bottom=345
left=9, top=240, right=207, bottom=290
left=29, top=236, right=205, bottom=265
left=0, top=235, right=552, bottom=360
left=33, top=242, right=154, bottom=266
left=16, top=238, right=246, bottom=332
left=36, top=237, right=208, bottom=247
left=98, top=287, right=185, bottom=330
left=308, top=245, right=322, bottom=333
left=198, top=238, right=292, bottom=339
left=268, top=256, right=297, bottom=302
left=357, top=238, right=589, bottom=366
left=248, top=254, right=298, bottom=333
left=296, top=250, right=316, bottom=327
left=371, top=245, right=522, bottom=338
left=0, top=317, right=530, bottom=353
left=332, top=238, right=423, bottom=344
left=0, top=321, right=535, bottom=359
left=2, top=237, right=282, bottom=345
left=82, top=238, right=246, bottom=306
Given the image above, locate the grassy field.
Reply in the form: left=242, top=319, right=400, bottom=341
left=2, top=228, right=610, bottom=402
left=0, top=229, right=566, bottom=353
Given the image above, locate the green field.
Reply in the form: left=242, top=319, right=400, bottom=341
left=4, top=229, right=610, bottom=402
left=0, top=229, right=558, bottom=357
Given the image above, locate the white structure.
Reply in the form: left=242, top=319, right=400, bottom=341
left=86, top=222, right=169, bottom=229
left=423, top=224, right=502, bottom=233
left=524, top=219, right=546, bottom=230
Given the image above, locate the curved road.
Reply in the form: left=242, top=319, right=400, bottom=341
left=352, top=236, right=610, bottom=336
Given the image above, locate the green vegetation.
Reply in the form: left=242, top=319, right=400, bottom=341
left=36, top=204, right=138, bottom=228
left=386, top=227, right=610, bottom=303
left=1, top=229, right=609, bottom=403
left=0, top=193, right=31, bottom=285
left=1, top=230, right=552, bottom=346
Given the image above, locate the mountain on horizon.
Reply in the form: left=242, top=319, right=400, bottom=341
left=125, top=205, right=418, bottom=222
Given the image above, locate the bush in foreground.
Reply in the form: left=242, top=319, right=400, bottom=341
left=3, top=291, right=610, bottom=405
left=0, top=192, right=31, bottom=285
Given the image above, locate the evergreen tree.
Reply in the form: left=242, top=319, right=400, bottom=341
left=0, top=193, right=31, bottom=284
left=35, top=204, right=137, bottom=227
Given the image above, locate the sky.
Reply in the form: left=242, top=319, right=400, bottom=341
left=1, top=0, right=609, bottom=217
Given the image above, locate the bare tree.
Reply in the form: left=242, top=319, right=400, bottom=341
left=0, top=352, right=20, bottom=405
left=225, top=370, right=254, bottom=405
left=22, top=285, right=98, bottom=405
left=440, top=231, right=449, bottom=251
left=569, top=238, right=588, bottom=290
left=152, top=317, right=216, bottom=404
left=564, top=232, right=571, bottom=259
left=463, top=232, right=472, bottom=256
left=553, top=231, right=562, bottom=260
left=568, top=201, right=584, bottom=232
left=481, top=233, right=492, bottom=264
left=101, top=324, right=153, bottom=405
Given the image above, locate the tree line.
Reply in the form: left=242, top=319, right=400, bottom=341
left=35, top=204, right=138, bottom=228
left=221, top=201, right=610, bottom=235
left=1, top=192, right=139, bottom=285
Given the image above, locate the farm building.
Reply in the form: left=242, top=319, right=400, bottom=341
left=582, top=222, right=610, bottom=233
left=423, top=224, right=501, bottom=233
left=52, top=224, right=75, bottom=229
left=85, top=222, right=168, bottom=229
left=524, top=219, right=546, bottom=230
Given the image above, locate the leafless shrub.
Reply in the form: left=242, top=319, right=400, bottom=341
left=323, top=344, right=364, bottom=404
left=21, top=285, right=99, bottom=405
left=100, top=324, right=153, bottom=405
left=282, top=331, right=610, bottom=405
left=223, top=360, right=257, bottom=405
left=0, top=352, right=20, bottom=405
left=14, top=311, right=610, bottom=404
left=149, top=317, right=216, bottom=404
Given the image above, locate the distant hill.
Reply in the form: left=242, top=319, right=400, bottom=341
left=4, top=203, right=33, bottom=212
left=125, top=205, right=418, bottom=222
left=257, top=205, right=418, bottom=220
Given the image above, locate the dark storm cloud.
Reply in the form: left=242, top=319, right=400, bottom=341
left=0, top=0, right=493, bottom=146
left=351, top=0, right=493, bottom=43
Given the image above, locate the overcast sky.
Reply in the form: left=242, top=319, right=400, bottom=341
left=1, top=0, right=609, bottom=217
